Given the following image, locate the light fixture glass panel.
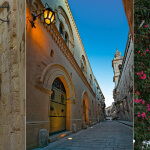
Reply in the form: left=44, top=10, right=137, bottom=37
left=45, top=19, right=50, bottom=25
left=44, top=10, right=48, bottom=18
left=51, top=14, right=54, bottom=23
left=48, top=11, right=52, bottom=19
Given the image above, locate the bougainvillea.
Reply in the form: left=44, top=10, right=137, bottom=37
left=134, top=0, right=150, bottom=149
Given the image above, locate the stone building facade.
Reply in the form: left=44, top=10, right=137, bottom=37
left=112, top=33, right=133, bottom=121
left=0, top=0, right=25, bottom=150
left=122, top=0, right=133, bottom=39
left=26, top=0, right=105, bottom=149
left=106, top=106, right=112, bottom=117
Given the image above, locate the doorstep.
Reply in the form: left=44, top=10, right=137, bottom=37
left=48, top=131, right=72, bottom=143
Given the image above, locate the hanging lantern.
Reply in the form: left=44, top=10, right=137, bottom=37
left=29, top=3, right=55, bottom=28
left=44, top=5, right=55, bottom=25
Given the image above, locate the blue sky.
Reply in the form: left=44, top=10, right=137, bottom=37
left=68, top=0, right=129, bottom=107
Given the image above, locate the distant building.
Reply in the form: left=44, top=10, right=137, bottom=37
left=111, top=102, right=116, bottom=119
left=112, top=33, right=133, bottom=121
left=106, top=102, right=116, bottom=119
left=106, top=105, right=112, bottom=117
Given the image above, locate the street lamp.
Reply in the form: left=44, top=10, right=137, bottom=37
left=30, top=3, right=55, bottom=28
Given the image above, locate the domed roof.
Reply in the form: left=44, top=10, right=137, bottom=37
left=115, top=49, right=121, bottom=58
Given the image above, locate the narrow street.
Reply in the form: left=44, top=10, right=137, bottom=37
left=34, top=121, right=133, bottom=150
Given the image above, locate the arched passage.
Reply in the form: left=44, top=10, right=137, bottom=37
left=38, top=63, right=75, bottom=132
left=81, top=91, right=90, bottom=125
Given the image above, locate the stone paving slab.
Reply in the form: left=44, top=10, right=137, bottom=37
left=33, top=121, right=133, bottom=150
left=117, top=120, right=133, bottom=127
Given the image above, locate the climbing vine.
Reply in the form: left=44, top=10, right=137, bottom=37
left=134, top=0, right=150, bottom=149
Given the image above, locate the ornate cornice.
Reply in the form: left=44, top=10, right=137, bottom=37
left=65, top=0, right=96, bottom=79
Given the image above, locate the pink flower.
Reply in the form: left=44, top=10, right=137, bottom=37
left=138, top=51, right=141, bottom=54
left=135, top=99, right=140, bottom=103
left=145, top=25, right=148, bottom=28
left=134, top=99, right=136, bottom=102
left=136, top=91, right=140, bottom=95
left=146, top=48, right=149, bottom=52
left=139, top=99, right=143, bottom=102
left=142, top=100, right=145, bottom=104
left=141, top=63, right=143, bottom=65
left=138, top=112, right=141, bottom=117
left=141, top=71, right=144, bottom=74
left=137, top=72, right=140, bottom=75
left=141, top=112, right=146, bottom=118
left=140, top=74, right=146, bottom=80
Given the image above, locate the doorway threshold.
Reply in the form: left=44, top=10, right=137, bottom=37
left=48, top=131, right=72, bottom=143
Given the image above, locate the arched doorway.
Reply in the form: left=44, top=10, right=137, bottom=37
left=37, top=63, right=75, bottom=132
left=50, top=77, right=67, bottom=135
left=81, top=91, right=89, bottom=125
left=83, top=99, right=87, bottom=122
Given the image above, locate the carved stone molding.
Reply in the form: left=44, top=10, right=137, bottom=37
left=27, top=1, right=96, bottom=98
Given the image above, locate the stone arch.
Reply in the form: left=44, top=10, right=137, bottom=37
left=81, top=91, right=90, bottom=124
left=38, top=63, right=75, bottom=101
left=37, top=63, right=75, bottom=131
left=56, top=6, right=74, bottom=53
left=29, top=0, right=44, bottom=11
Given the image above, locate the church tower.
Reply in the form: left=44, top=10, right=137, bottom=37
left=112, top=49, right=123, bottom=86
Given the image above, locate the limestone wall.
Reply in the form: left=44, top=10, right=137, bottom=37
left=41, top=0, right=103, bottom=97
left=115, top=34, right=133, bottom=121
left=26, top=0, right=105, bottom=149
left=0, top=0, right=25, bottom=149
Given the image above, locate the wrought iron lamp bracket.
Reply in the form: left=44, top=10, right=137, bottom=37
left=29, top=3, right=55, bottom=28
left=0, top=4, right=9, bottom=22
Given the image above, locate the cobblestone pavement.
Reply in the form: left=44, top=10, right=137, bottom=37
left=35, top=121, right=133, bottom=150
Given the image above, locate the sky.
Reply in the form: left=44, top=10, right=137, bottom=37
left=68, top=0, right=129, bottom=107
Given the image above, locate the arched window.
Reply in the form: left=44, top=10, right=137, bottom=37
left=118, top=64, right=122, bottom=71
left=57, top=6, right=74, bottom=54
left=65, top=32, right=68, bottom=45
left=59, top=23, right=64, bottom=37
left=89, top=74, right=93, bottom=86
left=52, top=77, right=66, bottom=93
left=81, top=55, right=87, bottom=77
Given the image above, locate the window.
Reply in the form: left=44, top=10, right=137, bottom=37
left=50, top=50, right=54, bottom=58
left=80, top=55, right=87, bottom=77
left=59, top=23, right=64, bottom=37
left=65, top=33, right=68, bottom=45
left=89, top=74, right=93, bottom=86
left=118, top=64, right=122, bottom=71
